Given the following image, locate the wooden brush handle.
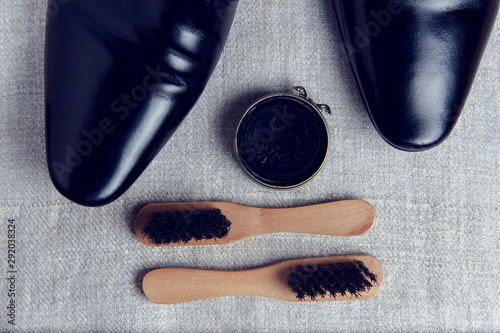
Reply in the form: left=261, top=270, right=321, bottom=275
left=251, top=200, right=375, bottom=236
left=143, top=254, right=383, bottom=304
left=136, top=200, right=376, bottom=246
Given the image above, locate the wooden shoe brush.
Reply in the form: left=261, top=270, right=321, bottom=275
left=142, top=254, right=383, bottom=304
left=135, top=200, right=376, bottom=246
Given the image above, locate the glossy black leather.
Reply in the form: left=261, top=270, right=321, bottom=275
left=333, top=0, right=499, bottom=151
left=45, top=0, right=238, bottom=206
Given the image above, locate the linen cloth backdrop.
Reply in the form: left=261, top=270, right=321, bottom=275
left=0, top=0, right=498, bottom=331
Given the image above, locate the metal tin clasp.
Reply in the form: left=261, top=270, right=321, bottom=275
left=292, top=86, right=331, bottom=115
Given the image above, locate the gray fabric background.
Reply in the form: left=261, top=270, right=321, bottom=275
left=0, top=0, right=498, bottom=331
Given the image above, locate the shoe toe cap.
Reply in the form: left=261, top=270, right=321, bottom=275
left=370, top=97, right=461, bottom=152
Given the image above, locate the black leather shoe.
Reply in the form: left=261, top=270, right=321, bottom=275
left=45, top=0, right=238, bottom=206
left=333, top=0, right=499, bottom=151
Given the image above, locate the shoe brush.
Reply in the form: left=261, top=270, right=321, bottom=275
left=135, top=200, right=376, bottom=246
left=142, top=254, right=383, bottom=304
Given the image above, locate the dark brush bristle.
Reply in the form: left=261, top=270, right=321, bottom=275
left=288, top=260, right=377, bottom=301
left=142, top=209, right=231, bottom=245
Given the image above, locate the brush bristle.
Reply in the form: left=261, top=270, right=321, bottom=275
left=287, top=260, right=377, bottom=300
left=142, top=209, right=231, bottom=245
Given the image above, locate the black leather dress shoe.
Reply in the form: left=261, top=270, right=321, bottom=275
left=45, top=0, right=238, bottom=206
left=333, top=0, right=499, bottom=151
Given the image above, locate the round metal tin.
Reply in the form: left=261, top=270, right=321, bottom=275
left=234, top=89, right=330, bottom=189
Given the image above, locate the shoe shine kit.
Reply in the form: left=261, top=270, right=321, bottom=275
left=44, top=1, right=498, bottom=304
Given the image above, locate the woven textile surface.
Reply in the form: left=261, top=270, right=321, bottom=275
left=0, top=1, right=498, bottom=331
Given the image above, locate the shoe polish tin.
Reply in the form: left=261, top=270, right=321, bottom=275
left=234, top=86, right=331, bottom=189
